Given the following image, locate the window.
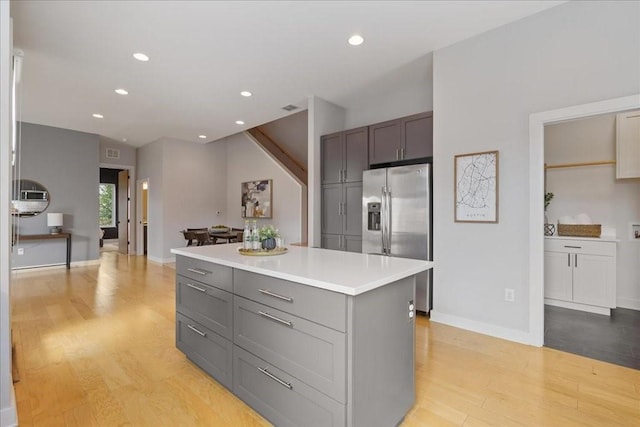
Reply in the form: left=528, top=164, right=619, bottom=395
left=99, top=183, right=116, bottom=227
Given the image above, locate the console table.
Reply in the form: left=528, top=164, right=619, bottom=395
left=16, top=233, right=71, bottom=269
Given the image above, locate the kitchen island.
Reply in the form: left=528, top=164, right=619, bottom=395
left=171, top=244, right=434, bottom=427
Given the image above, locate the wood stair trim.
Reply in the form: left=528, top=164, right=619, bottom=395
left=247, top=127, right=308, bottom=186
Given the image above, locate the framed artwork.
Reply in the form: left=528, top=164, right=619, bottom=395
left=241, top=179, right=272, bottom=218
left=454, top=150, right=499, bottom=223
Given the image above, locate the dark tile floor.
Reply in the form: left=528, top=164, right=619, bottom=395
left=544, top=305, right=640, bottom=370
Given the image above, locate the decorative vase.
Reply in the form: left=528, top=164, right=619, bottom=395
left=262, top=238, right=276, bottom=250
left=544, top=223, right=555, bottom=236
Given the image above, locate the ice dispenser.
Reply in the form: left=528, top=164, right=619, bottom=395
left=367, top=202, right=381, bottom=231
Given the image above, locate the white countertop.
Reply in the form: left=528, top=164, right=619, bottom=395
left=171, top=244, right=433, bottom=296
left=545, top=235, right=619, bottom=243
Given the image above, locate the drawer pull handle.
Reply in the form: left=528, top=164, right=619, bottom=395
left=187, top=324, right=207, bottom=337
left=187, top=267, right=210, bottom=276
left=258, top=311, right=292, bottom=327
left=258, top=289, right=293, bottom=303
left=186, top=283, right=207, bottom=293
left=258, top=367, right=292, bottom=390
left=563, top=245, right=582, bottom=249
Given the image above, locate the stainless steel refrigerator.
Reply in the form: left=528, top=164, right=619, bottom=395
left=362, top=163, right=432, bottom=312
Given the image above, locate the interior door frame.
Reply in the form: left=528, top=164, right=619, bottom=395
left=136, top=178, right=149, bottom=256
left=528, top=93, right=640, bottom=347
left=100, top=163, right=136, bottom=254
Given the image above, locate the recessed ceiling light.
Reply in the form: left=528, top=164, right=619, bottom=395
left=348, top=34, right=364, bottom=46
left=198, top=135, right=207, bottom=139
left=92, top=113, right=104, bottom=119
left=235, top=120, right=245, bottom=125
left=133, top=52, right=149, bottom=62
left=115, top=88, right=129, bottom=95
left=122, top=138, right=128, bottom=142
left=240, top=91, right=252, bottom=97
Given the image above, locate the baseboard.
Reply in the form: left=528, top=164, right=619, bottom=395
left=429, top=310, right=536, bottom=346
left=0, top=387, right=17, bottom=427
left=11, top=258, right=100, bottom=272
left=617, top=297, right=640, bottom=311
left=545, top=298, right=610, bottom=315
left=146, top=255, right=175, bottom=264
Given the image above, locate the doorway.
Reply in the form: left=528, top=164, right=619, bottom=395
left=528, top=94, right=640, bottom=350
left=99, top=164, right=136, bottom=255
left=136, top=178, right=149, bottom=256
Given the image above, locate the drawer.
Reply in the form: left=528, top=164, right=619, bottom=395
left=234, top=296, right=346, bottom=403
left=544, top=239, right=616, bottom=257
left=233, top=345, right=345, bottom=427
left=176, top=313, right=233, bottom=390
left=176, top=255, right=232, bottom=292
left=233, top=269, right=346, bottom=332
left=176, top=275, right=233, bottom=340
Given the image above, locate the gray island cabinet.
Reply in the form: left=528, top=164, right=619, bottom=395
left=171, top=244, right=433, bottom=427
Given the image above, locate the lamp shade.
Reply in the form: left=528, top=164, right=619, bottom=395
left=47, top=213, right=63, bottom=227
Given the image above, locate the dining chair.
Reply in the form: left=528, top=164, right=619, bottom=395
left=231, top=227, right=244, bottom=243
left=181, top=230, right=197, bottom=246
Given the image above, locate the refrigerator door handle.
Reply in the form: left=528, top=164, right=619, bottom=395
left=381, top=187, right=388, bottom=254
left=385, top=188, right=392, bottom=254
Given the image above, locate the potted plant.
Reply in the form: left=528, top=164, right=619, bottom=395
left=544, top=192, right=555, bottom=236
left=258, top=224, right=279, bottom=250
left=544, top=192, right=554, bottom=211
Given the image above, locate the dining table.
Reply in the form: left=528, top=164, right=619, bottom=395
left=208, top=230, right=241, bottom=244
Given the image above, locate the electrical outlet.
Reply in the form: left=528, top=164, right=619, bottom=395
left=504, top=288, right=515, bottom=302
left=17, top=248, right=24, bottom=255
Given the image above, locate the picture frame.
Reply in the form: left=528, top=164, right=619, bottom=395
left=241, top=179, right=272, bottom=218
left=454, top=150, right=499, bottom=223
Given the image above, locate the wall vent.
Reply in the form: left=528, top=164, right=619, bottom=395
left=106, top=148, right=120, bottom=159
left=281, top=104, right=299, bottom=112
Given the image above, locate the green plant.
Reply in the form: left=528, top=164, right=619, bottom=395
left=544, top=192, right=554, bottom=210
left=258, top=225, right=279, bottom=241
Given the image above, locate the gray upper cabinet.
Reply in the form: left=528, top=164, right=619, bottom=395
left=369, top=112, right=433, bottom=165
left=321, top=127, right=368, bottom=185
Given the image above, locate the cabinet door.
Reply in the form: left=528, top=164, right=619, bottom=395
left=401, top=112, right=433, bottom=160
left=369, top=119, right=401, bottom=165
left=544, top=251, right=572, bottom=301
left=616, top=111, right=640, bottom=179
left=344, top=235, right=362, bottom=253
left=343, top=182, right=363, bottom=237
left=343, top=127, right=368, bottom=182
left=321, top=132, right=343, bottom=184
left=321, top=184, right=343, bottom=235
left=573, top=254, right=616, bottom=308
left=321, top=234, right=342, bottom=251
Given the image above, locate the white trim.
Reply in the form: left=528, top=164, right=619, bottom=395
left=147, top=255, right=175, bottom=264
left=528, top=93, right=640, bottom=347
left=430, top=310, right=533, bottom=346
left=11, top=258, right=101, bottom=271
left=617, top=298, right=640, bottom=311
left=0, top=388, right=17, bottom=427
left=135, top=178, right=149, bottom=256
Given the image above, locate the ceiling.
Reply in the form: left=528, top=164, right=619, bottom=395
left=11, top=1, right=564, bottom=148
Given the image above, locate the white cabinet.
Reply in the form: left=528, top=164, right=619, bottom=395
left=544, top=237, right=617, bottom=315
left=616, top=110, right=640, bottom=179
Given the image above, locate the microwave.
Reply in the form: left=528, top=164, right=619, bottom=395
left=20, top=190, right=48, bottom=200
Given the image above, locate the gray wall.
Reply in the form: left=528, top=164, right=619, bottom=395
left=13, top=122, right=100, bottom=268
left=258, top=110, right=308, bottom=170
left=431, top=0, right=640, bottom=337
left=137, top=140, right=164, bottom=262
left=99, top=136, right=136, bottom=167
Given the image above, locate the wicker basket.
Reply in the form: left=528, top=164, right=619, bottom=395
left=557, top=224, right=601, bottom=238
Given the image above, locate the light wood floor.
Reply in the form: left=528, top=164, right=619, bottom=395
left=11, top=252, right=640, bottom=426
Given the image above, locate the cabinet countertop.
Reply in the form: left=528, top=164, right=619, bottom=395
left=545, top=235, right=619, bottom=243
left=171, top=244, right=433, bottom=296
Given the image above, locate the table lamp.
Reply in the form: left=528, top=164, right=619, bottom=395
left=47, top=213, right=63, bottom=234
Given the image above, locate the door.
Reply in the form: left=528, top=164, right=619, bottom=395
left=343, top=127, right=368, bottom=183
left=572, top=254, right=615, bottom=307
left=544, top=251, right=572, bottom=301
left=402, top=112, right=433, bottom=160
left=321, top=184, right=342, bottom=235
left=362, top=168, right=386, bottom=255
left=117, top=170, right=129, bottom=254
left=321, top=132, right=343, bottom=185
left=387, top=164, right=429, bottom=260
left=368, top=119, right=400, bottom=165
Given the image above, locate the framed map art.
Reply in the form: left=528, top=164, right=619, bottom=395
left=454, top=150, right=499, bottom=223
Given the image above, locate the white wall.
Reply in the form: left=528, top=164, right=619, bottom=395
left=224, top=133, right=302, bottom=245
left=136, top=140, right=164, bottom=262
left=162, top=139, right=227, bottom=260
left=307, top=96, right=345, bottom=247
left=343, top=53, right=434, bottom=129
left=545, top=113, right=640, bottom=309
left=1, top=2, right=17, bottom=425
left=258, top=110, right=308, bottom=170
left=432, top=0, right=640, bottom=342
left=99, top=137, right=136, bottom=167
